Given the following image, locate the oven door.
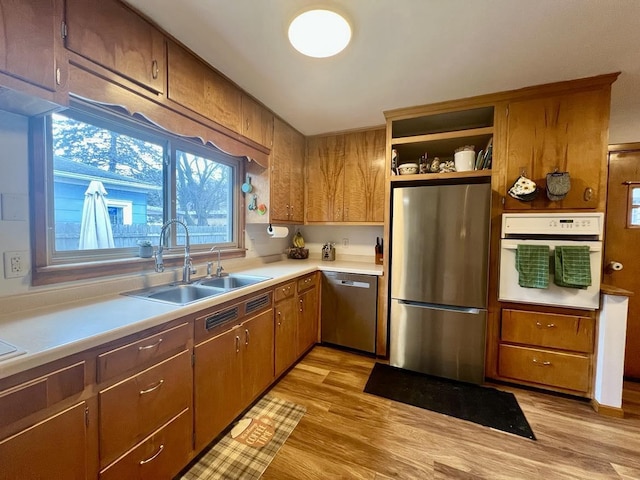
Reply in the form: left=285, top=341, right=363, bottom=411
left=499, top=239, right=602, bottom=310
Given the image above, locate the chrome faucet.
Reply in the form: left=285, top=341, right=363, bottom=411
left=155, top=219, right=196, bottom=283
left=209, top=246, right=228, bottom=277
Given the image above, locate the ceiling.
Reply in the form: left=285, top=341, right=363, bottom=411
left=124, top=0, right=640, bottom=143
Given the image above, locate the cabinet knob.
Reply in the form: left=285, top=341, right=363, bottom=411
left=55, top=67, right=61, bottom=85
left=584, top=187, right=594, bottom=202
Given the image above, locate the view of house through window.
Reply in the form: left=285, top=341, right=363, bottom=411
left=50, top=109, right=237, bottom=259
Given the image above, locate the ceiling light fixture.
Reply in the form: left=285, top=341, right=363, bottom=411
left=288, top=9, right=352, bottom=58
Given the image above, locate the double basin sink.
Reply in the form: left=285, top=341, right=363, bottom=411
left=123, top=274, right=270, bottom=305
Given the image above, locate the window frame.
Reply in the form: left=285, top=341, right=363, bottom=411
left=31, top=101, right=247, bottom=286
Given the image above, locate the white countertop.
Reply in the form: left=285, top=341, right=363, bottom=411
left=0, top=258, right=382, bottom=381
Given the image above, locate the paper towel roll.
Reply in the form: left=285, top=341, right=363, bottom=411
left=267, top=225, right=289, bottom=238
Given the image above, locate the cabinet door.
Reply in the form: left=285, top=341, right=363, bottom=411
left=193, top=325, right=242, bottom=451
left=0, top=0, right=66, bottom=92
left=167, top=41, right=241, bottom=133
left=297, top=286, right=319, bottom=357
left=504, top=89, right=609, bottom=210
left=66, top=0, right=165, bottom=94
left=275, top=296, right=298, bottom=377
left=306, top=135, right=345, bottom=222
left=270, top=117, right=293, bottom=222
left=344, top=129, right=386, bottom=222
left=241, top=309, right=274, bottom=404
left=242, top=94, right=274, bottom=148
left=0, top=401, right=87, bottom=480
left=289, top=128, right=306, bottom=223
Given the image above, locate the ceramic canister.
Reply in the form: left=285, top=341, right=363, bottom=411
left=454, top=150, right=476, bottom=172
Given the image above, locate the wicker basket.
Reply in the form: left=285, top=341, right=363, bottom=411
left=287, top=247, right=309, bottom=259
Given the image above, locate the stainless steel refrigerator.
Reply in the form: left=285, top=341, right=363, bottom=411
left=389, top=181, right=491, bottom=384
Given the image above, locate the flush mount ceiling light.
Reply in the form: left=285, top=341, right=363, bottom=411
left=288, top=9, right=352, bottom=58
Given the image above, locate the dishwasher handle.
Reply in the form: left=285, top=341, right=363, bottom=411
left=332, top=279, right=371, bottom=289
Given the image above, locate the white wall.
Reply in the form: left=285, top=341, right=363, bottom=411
left=0, top=111, right=30, bottom=296
left=297, top=225, right=384, bottom=261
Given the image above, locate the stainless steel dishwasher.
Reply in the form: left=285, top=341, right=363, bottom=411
left=321, top=271, right=378, bottom=354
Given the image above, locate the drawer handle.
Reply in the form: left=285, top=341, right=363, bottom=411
left=139, top=379, right=164, bottom=395
left=138, top=338, right=163, bottom=351
left=532, top=358, right=552, bottom=367
left=139, top=444, right=164, bottom=465
left=535, top=322, right=556, bottom=329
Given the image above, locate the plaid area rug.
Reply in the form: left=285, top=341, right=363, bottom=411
left=182, top=395, right=306, bottom=480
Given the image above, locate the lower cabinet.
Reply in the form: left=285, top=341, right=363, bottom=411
left=497, top=309, right=595, bottom=395
left=0, top=401, right=88, bottom=480
left=274, top=282, right=298, bottom=377
left=297, top=274, right=319, bottom=357
left=194, top=307, right=274, bottom=451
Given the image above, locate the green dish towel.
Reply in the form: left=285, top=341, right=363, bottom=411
left=516, top=245, right=550, bottom=289
left=554, top=246, right=591, bottom=289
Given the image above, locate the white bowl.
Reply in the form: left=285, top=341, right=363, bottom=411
left=398, top=163, right=418, bottom=175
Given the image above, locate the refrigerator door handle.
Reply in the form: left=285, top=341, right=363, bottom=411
left=397, top=299, right=481, bottom=315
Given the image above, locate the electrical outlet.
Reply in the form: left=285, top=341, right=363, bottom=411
left=3, top=251, right=29, bottom=279
left=342, top=238, right=349, bottom=248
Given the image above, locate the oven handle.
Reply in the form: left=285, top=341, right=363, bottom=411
left=502, top=244, right=601, bottom=252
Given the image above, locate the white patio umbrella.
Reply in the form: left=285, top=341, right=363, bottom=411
left=79, top=180, right=115, bottom=249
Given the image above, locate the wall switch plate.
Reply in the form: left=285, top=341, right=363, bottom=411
left=342, top=238, right=349, bottom=248
left=1, top=193, right=28, bottom=221
left=3, top=251, right=29, bottom=279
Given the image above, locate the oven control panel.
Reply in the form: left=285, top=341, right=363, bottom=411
left=501, top=213, right=604, bottom=239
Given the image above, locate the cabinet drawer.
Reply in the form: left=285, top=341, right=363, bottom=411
left=0, top=361, right=85, bottom=429
left=99, top=350, right=192, bottom=467
left=100, top=407, right=192, bottom=480
left=498, top=344, right=590, bottom=392
left=501, top=309, right=594, bottom=353
left=97, top=323, right=190, bottom=383
left=274, top=281, right=295, bottom=303
left=297, top=273, right=317, bottom=293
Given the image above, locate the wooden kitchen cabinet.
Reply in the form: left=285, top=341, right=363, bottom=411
left=270, top=118, right=305, bottom=223
left=0, top=0, right=68, bottom=109
left=193, top=291, right=274, bottom=451
left=497, top=309, right=595, bottom=395
left=65, top=0, right=166, bottom=94
left=0, top=401, right=89, bottom=480
left=99, top=350, right=192, bottom=468
left=242, top=94, right=274, bottom=148
left=167, top=41, right=242, bottom=133
left=274, top=282, right=298, bottom=377
left=297, top=273, right=319, bottom=356
left=306, top=129, right=385, bottom=223
left=502, top=85, right=613, bottom=210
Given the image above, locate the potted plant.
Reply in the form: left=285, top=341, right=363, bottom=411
left=137, top=240, right=154, bottom=258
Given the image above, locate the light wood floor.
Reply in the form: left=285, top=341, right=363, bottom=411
left=263, top=346, right=640, bottom=480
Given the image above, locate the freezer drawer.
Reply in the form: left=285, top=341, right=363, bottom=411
left=389, top=299, right=486, bottom=384
left=321, top=272, right=378, bottom=353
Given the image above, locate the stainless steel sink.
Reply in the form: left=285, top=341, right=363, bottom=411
left=123, top=274, right=270, bottom=305
left=195, top=274, right=270, bottom=290
left=124, top=283, right=226, bottom=305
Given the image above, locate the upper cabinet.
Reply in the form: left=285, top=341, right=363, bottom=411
left=0, top=0, right=68, bottom=109
left=306, top=128, right=385, bottom=223
left=242, top=94, right=274, bottom=149
left=502, top=85, right=612, bottom=210
left=386, top=105, right=494, bottom=182
left=167, top=41, right=242, bottom=133
left=65, top=0, right=166, bottom=94
left=270, top=117, right=305, bottom=223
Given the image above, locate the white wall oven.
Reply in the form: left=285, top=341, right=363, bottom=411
left=499, top=213, right=604, bottom=310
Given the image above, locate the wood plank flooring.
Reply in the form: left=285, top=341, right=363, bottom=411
left=263, top=346, right=640, bottom=480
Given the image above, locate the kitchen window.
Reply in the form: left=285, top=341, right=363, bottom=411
left=31, top=101, right=243, bottom=285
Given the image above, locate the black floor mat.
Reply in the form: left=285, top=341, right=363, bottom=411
left=364, top=363, right=535, bottom=440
